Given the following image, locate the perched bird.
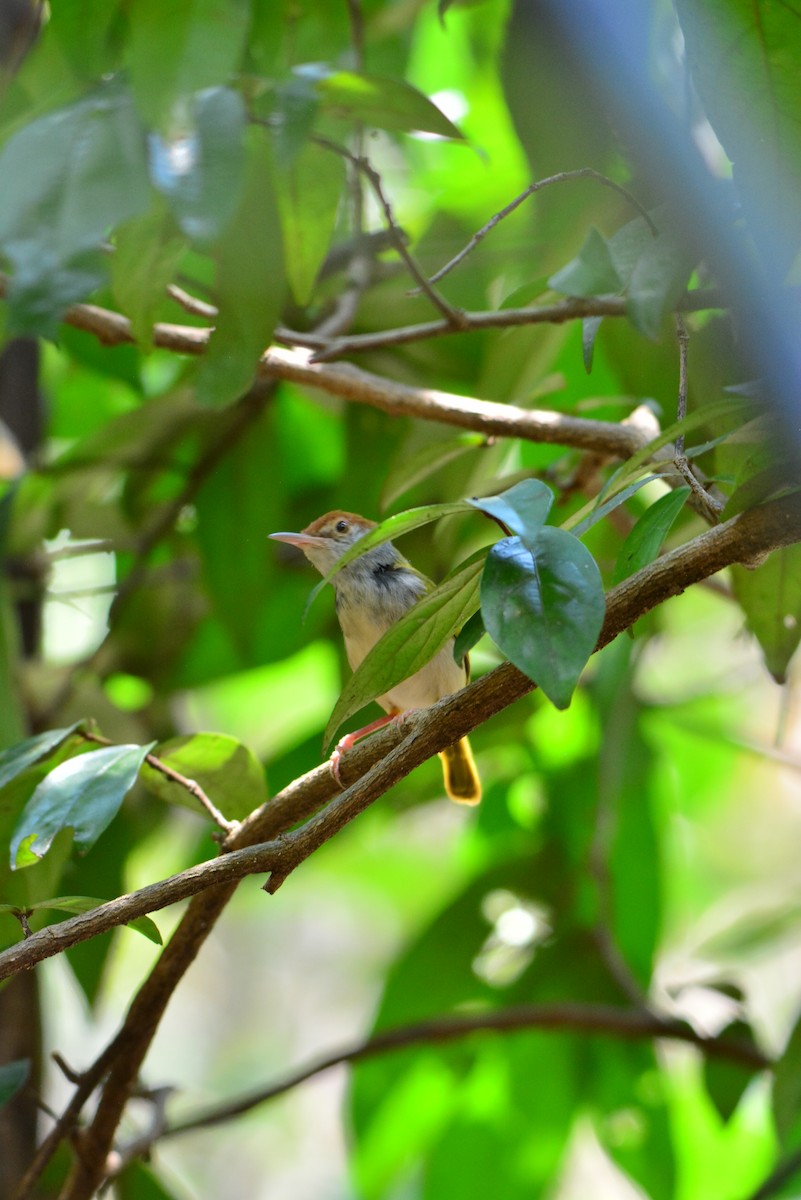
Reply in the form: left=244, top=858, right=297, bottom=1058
left=269, top=510, right=481, bottom=805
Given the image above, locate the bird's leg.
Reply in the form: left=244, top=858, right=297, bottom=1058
left=330, top=708, right=405, bottom=786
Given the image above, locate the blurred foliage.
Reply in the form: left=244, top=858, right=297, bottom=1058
left=0, top=1, right=799, bottom=1198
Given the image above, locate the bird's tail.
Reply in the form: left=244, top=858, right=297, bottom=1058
left=439, top=737, right=481, bottom=805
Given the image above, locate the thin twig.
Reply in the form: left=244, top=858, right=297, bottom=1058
left=130, top=1002, right=769, bottom=1149
left=79, top=731, right=235, bottom=836
left=671, top=314, right=724, bottom=523
left=420, top=168, right=657, bottom=289
left=166, top=284, right=218, bottom=321
left=312, top=137, right=467, bottom=327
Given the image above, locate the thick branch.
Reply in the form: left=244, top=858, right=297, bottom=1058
left=2, top=492, right=799, bottom=986
left=37, top=288, right=729, bottom=458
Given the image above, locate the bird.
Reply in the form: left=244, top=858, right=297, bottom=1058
left=269, top=510, right=481, bottom=805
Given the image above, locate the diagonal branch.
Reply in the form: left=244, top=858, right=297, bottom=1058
left=3, top=491, right=799, bottom=988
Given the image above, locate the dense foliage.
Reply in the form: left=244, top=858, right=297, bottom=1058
left=0, top=1, right=799, bottom=1198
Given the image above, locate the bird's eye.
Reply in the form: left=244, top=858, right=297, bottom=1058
left=335, top=519, right=349, bottom=533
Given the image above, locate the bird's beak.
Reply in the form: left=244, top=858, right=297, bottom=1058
left=269, top=531, right=327, bottom=549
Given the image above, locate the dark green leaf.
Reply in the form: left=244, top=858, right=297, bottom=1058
left=548, top=227, right=622, bottom=298
left=0, top=1060, right=29, bottom=1109
left=140, top=733, right=267, bottom=821
left=569, top=473, right=666, bottom=538
left=10, top=743, right=155, bottom=868
left=453, top=610, right=485, bottom=666
left=481, top=530, right=605, bottom=709
left=196, top=128, right=285, bottom=406
left=613, top=487, right=691, bottom=583
left=627, top=228, right=696, bottom=339
left=125, top=0, right=250, bottom=131
left=152, top=87, right=247, bottom=247
left=704, top=1020, right=764, bottom=1123
left=0, top=725, right=85, bottom=792
left=313, top=68, right=464, bottom=139
left=773, top=1010, right=801, bottom=1147
left=0, top=87, right=151, bottom=335
left=275, top=140, right=345, bottom=306
left=324, top=552, right=484, bottom=749
left=116, top=1159, right=183, bottom=1200
left=467, top=479, right=553, bottom=543
left=732, top=545, right=801, bottom=683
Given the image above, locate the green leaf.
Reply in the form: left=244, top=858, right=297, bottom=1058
left=568, top=473, right=666, bottom=537
left=0, top=724, right=84, bottom=792
left=10, top=743, right=156, bottom=868
left=275, top=139, right=345, bottom=306
left=0, top=86, right=151, bottom=335
left=117, top=1160, right=184, bottom=1200
left=773, top=1010, right=801, bottom=1148
left=453, top=611, right=485, bottom=666
left=548, top=227, right=622, bottom=298
left=140, top=732, right=267, bottom=821
left=382, top=435, right=484, bottom=509
left=196, top=127, right=285, bottom=406
left=312, top=68, right=464, bottom=139
left=627, top=227, right=696, bottom=339
left=732, top=544, right=801, bottom=683
left=467, top=478, right=554, bottom=543
left=704, top=1020, right=764, bottom=1123
left=582, top=315, right=603, bottom=372
left=152, top=87, right=247, bottom=247
left=481, top=530, right=605, bottom=709
left=0, top=1060, right=29, bottom=1109
left=0, top=896, right=162, bottom=944
left=111, top=206, right=187, bottom=345
left=125, top=0, right=251, bottom=130
left=613, top=487, right=691, bottom=583
left=323, top=552, right=484, bottom=750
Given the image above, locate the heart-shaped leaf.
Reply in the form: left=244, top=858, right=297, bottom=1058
left=468, top=479, right=553, bottom=544
left=481, top=530, right=605, bottom=709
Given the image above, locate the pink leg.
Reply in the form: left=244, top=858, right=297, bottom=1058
left=330, top=710, right=406, bottom=786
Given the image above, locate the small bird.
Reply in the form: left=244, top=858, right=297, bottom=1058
left=269, top=510, right=481, bottom=805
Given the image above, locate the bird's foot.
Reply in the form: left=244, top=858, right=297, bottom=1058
left=328, top=711, right=404, bottom=788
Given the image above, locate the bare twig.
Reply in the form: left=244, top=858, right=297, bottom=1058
left=312, top=137, right=466, bottom=327
left=420, top=168, right=657, bottom=289
left=133, top=1002, right=769, bottom=1147
left=166, top=284, right=217, bottom=321
left=672, top=315, right=723, bottom=522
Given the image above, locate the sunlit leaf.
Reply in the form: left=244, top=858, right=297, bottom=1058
left=140, top=732, right=266, bottom=821
left=10, top=743, right=156, bottom=868
left=312, top=68, right=464, bottom=139
left=481, top=530, right=605, bottom=709
left=324, top=552, right=484, bottom=750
